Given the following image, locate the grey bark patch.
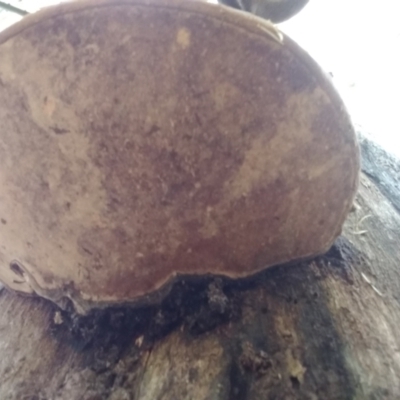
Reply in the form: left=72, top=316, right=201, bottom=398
left=359, top=133, right=400, bottom=214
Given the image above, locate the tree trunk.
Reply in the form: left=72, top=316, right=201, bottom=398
left=0, top=135, right=399, bottom=399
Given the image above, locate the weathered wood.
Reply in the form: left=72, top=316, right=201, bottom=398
left=0, top=137, right=399, bottom=399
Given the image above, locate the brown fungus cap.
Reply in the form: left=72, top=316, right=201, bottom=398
left=0, top=0, right=359, bottom=313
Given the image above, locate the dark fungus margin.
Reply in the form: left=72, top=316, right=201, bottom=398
left=50, top=277, right=241, bottom=371
left=49, top=237, right=359, bottom=387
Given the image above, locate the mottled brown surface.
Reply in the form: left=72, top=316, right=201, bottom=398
left=0, top=0, right=358, bottom=311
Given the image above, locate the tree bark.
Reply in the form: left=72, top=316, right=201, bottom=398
left=0, top=135, right=399, bottom=399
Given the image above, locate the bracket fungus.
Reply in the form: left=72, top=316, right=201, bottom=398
left=0, top=0, right=359, bottom=313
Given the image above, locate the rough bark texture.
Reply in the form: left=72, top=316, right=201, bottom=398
left=0, top=136, right=399, bottom=399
